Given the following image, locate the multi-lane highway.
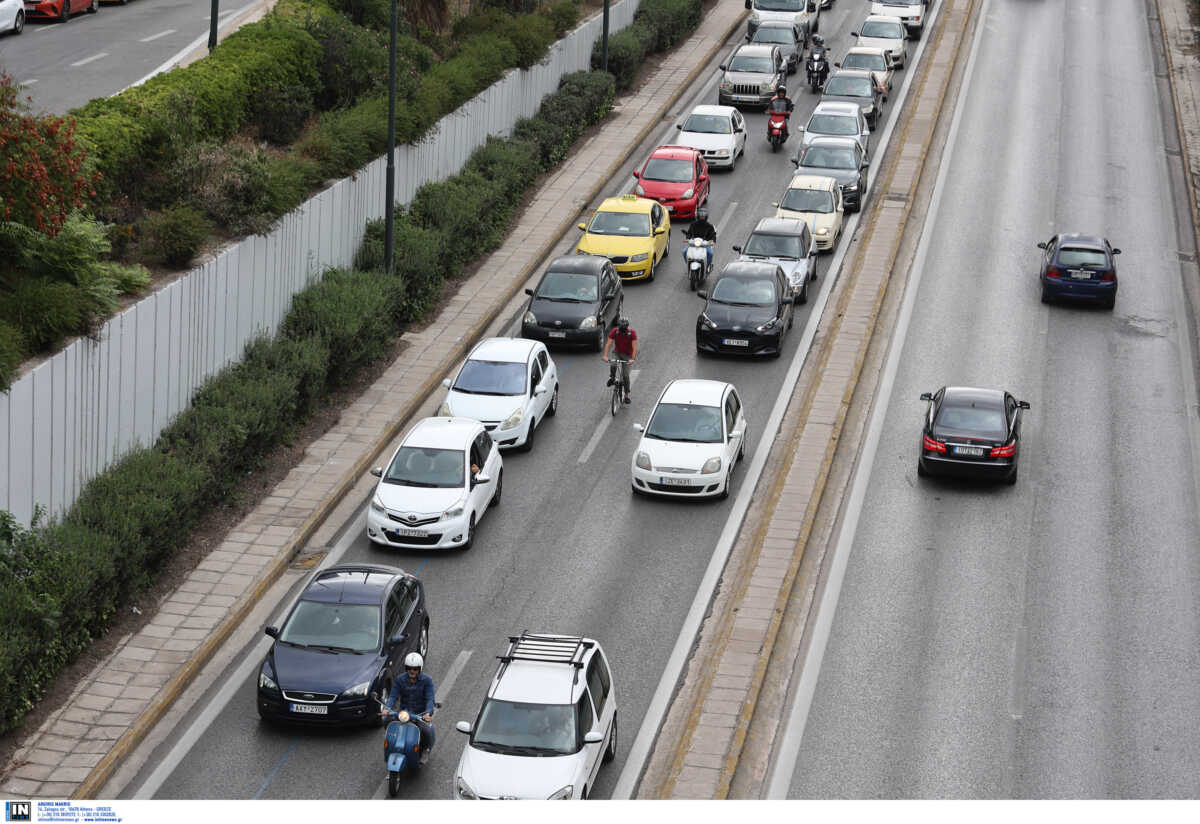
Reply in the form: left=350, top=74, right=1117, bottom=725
left=783, top=0, right=1200, bottom=798
left=115, top=2, right=940, bottom=801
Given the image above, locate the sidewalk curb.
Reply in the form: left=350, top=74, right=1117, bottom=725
left=1155, top=0, right=1200, bottom=270
left=71, top=4, right=746, bottom=800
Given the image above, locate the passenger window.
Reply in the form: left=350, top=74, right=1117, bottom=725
left=538, top=351, right=550, bottom=372
left=474, top=431, right=493, bottom=464
left=531, top=361, right=543, bottom=392
left=800, top=225, right=811, bottom=250
left=586, top=660, right=607, bottom=715
left=386, top=590, right=403, bottom=635
left=729, top=391, right=741, bottom=424
left=576, top=690, right=596, bottom=742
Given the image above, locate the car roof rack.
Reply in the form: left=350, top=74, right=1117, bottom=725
left=498, top=632, right=593, bottom=667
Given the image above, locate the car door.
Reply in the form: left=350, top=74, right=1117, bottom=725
left=576, top=684, right=603, bottom=790
left=799, top=224, right=815, bottom=281
left=528, top=355, right=544, bottom=422
left=584, top=651, right=614, bottom=784
left=467, top=432, right=492, bottom=515
left=696, top=155, right=709, bottom=204
left=858, top=111, right=871, bottom=155
left=383, top=586, right=405, bottom=676
left=732, top=110, right=746, bottom=156
left=651, top=203, right=668, bottom=260
left=601, top=267, right=621, bottom=325
left=532, top=349, right=555, bottom=419
left=723, top=390, right=741, bottom=467
left=1005, top=393, right=1022, bottom=443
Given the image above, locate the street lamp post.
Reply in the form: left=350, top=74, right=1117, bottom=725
left=601, top=0, right=609, bottom=71
left=209, top=0, right=218, bottom=52
left=384, top=0, right=398, bottom=276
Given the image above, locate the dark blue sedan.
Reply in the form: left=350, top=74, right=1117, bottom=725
left=1037, top=233, right=1121, bottom=309
left=257, top=564, right=429, bottom=726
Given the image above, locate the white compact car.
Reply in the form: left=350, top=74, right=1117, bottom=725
left=438, top=337, right=558, bottom=452
left=852, top=15, right=908, bottom=69
left=454, top=633, right=618, bottom=800
left=0, top=0, right=24, bottom=35
left=366, top=417, right=501, bottom=550
left=870, top=0, right=926, bottom=36
left=631, top=379, right=747, bottom=499
left=674, top=104, right=747, bottom=170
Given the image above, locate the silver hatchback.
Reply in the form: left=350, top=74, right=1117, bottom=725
left=800, top=100, right=870, bottom=157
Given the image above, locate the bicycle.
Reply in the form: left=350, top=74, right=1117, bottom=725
left=605, top=357, right=633, bottom=416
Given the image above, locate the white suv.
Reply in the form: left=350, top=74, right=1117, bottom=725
left=453, top=634, right=617, bottom=800
left=365, top=417, right=501, bottom=550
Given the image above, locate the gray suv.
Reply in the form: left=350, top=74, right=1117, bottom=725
left=731, top=217, right=818, bottom=304
left=718, top=44, right=787, bottom=108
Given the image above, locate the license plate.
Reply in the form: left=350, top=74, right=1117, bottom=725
left=291, top=703, right=328, bottom=715
left=393, top=528, right=430, bottom=538
left=1069, top=269, right=1091, bottom=280
left=659, top=477, right=692, bottom=486
left=953, top=446, right=984, bottom=457
left=548, top=331, right=567, bottom=338
left=723, top=338, right=749, bottom=347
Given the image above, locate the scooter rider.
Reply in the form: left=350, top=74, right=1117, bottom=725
left=685, top=207, right=717, bottom=271
left=767, top=85, right=794, bottom=141
left=384, top=652, right=436, bottom=766
left=807, top=34, right=829, bottom=88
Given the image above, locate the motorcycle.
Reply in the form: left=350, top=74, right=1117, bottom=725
left=684, top=237, right=714, bottom=291
left=806, top=47, right=828, bottom=93
left=377, top=695, right=440, bottom=797
left=766, top=105, right=790, bottom=152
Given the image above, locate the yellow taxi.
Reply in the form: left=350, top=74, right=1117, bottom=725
left=575, top=194, right=671, bottom=281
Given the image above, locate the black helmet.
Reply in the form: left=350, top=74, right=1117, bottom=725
left=812, top=34, right=824, bottom=47
left=776, top=84, right=787, bottom=96
left=696, top=206, right=709, bottom=222
left=618, top=317, right=629, bottom=331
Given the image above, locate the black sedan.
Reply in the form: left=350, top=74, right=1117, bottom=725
left=917, top=386, right=1030, bottom=485
left=791, top=136, right=869, bottom=212
left=257, top=564, right=429, bottom=725
left=1037, top=232, right=1121, bottom=309
left=521, top=254, right=624, bottom=350
left=696, top=260, right=794, bottom=357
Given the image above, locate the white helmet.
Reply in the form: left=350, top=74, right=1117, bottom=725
left=404, top=652, right=424, bottom=670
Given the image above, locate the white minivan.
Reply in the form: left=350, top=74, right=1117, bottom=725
left=745, top=0, right=819, bottom=40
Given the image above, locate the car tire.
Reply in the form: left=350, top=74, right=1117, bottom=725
left=547, top=384, right=558, bottom=416
left=87, top=0, right=98, bottom=13
left=604, top=715, right=618, bottom=763
left=1040, top=287, right=1051, bottom=305
left=462, top=513, right=476, bottom=550
left=729, top=149, right=737, bottom=172
left=520, top=418, right=536, bottom=452
left=490, top=469, right=502, bottom=507
left=797, top=279, right=808, bottom=305
left=1005, top=467, right=1018, bottom=486
left=1103, top=295, right=1116, bottom=310
left=13, top=10, right=23, bottom=33
left=58, top=0, right=69, bottom=22
left=418, top=623, right=429, bottom=659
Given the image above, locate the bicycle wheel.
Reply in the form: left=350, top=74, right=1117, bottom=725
left=611, top=384, right=621, bottom=416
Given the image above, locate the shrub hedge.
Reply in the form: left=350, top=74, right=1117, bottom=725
left=592, top=0, right=703, bottom=89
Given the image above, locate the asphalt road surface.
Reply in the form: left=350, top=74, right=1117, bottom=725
left=0, top=0, right=251, bottom=114
left=786, top=0, right=1200, bottom=798
left=120, top=1, right=944, bottom=801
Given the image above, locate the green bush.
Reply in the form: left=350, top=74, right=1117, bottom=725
left=452, top=9, right=556, bottom=69
left=325, top=0, right=390, bottom=31
left=636, top=0, right=701, bottom=51
left=0, top=280, right=86, bottom=351
left=252, top=82, right=316, bottom=145
left=264, top=155, right=325, bottom=217
left=301, top=13, right=394, bottom=111
left=541, top=0, right=580, bottom=37
left=0, top=321, right=22, bottom=392
left=299, top=94, right=391, bottom=178
left=141, top=205, right=212, bottom=269
left=592, top=0, right=702, bottom=89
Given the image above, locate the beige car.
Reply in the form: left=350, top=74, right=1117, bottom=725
left=838, top=46, right=894, bottom=93
left=773, top=174, right=844, bottom=252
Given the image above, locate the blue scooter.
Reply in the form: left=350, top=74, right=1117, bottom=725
left=377, top=695, right=439, bottom=798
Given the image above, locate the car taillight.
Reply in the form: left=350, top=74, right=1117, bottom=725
left=1045, top=266, right=1061, bottom=279
left=990, top=442, right=1015, bottom=458
left=922, top=435, right=946, bottom=453
left=1098, top=270, right=1115, bottom=282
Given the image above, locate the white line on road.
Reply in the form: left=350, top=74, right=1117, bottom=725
left=578, top=369, right=641, bottom=464
left=70, top=53, right=109, bottom=68
left=139, top=29, right=177, bottom=43
left=19, top=79, right=37, bottom=86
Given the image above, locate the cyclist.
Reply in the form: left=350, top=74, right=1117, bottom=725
left=603, top=317, right=638, bottom=405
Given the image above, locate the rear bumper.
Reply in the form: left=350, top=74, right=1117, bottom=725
left=1042, top=277, right=1117, bottom=302
left=522, top=322, right=602, bottom=348
left=919, top=452, right=1016, bottom=481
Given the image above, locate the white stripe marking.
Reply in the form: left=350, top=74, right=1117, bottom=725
left=70, top=52, right=108, bottom=67
left=577, top=369, right=641, bottom=464
left=139, top=29, right=177, bottom=43
left=19, top=79, right=37, bottom=86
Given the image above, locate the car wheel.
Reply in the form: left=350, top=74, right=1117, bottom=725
left=490, top=469, right=502, bottom=507
left=648, top=253, right=657, bottom=282
left=520, top=418, right=536, bottom=452
left=547, top=384, right=558, bottom=417
left=1040, top=287, right=1051, bottom=305
left=797, top=278, right=808, bottom=305
left=1005, top=466, right=1018, bottom=486
left=87, top=0, right=98, bottom=13
left=462, top=513, right=476, bottom=550
left=58, top=0, right=69, bottom=22
left=418, top=623, right=429, bottom=659
left=729, top=149, right=737, bottom=172
left=375, top=680, right=392, bottom=727
left=13, top=10, right=23, bottom=33
left=1103, top=295, right=1116, bottom=310
left=738, top=434, right=746, bottom=462
left=604, top=715, right=618, bottom=763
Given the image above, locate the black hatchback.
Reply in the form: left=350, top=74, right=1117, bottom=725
left=1037, top=233, right=1121, bottom=309
left=917, top=386, right=1030, bottom=485
left=257, top=564, right=429, bottom=725
left=696, top=261, right=794, bottom=358
left=521, top=255, right=624, bottom=351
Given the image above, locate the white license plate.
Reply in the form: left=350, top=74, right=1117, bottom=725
left=394, top=528, right=430, bottom=538
left=548, top=331, right=567, bottom=338
left=291, top=703, right=328, bottom=715
left=1069, top=269, right=1091, bottom=280
left=723, top=338, right=749, bottom=347
left=954, top=446, right=985, bottom=457
left=659, top=477, right=692, bottom=486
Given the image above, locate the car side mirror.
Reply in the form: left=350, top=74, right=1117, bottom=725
left=770, top=202, right=779, bottom=207
left=1018, top=400, right=1031, bottom=410
left=578, top=222, right=587, bottom=230
left=851, top=31, right=859, bottom=37
left=370, top=467, right=383, bottom=478
left=676, top=123, right=683, bottom=130
left=655, top=226, right=666, bottom=235
left=697, top=290, right=708, bottom=299
left=745, top=32, right=752, bottom=40
left=699, top=173, right=708, bottom=181
left=919, top=392, right=933, bottom=401
left=862, top=159, right=870, bottom=167
left=1112, top=248, right=1122, bottom=255
left=744, top=0, right=751, bottom=8
left=265, top=626, right=279, bottom=638
left=524, top=288, right=534, bottom=296
left=633, top=423, right=645, bottom=432
left=1036, top=241, right=1047, bottom=249
left=391, top=632, right=408, bottom=646
left=534, top=387, right=546, bottom=396
left=584, top=731, right=604, bottom=744
left=791, top=158, right=799, bottom=167
left=731, top=428, right=745, bottom=440
left=456, top=721, right=473, bottom=734
left=834, top=61, right=841, bottom=68
left=719, top=63, right=728, bottom=71
left=441, top=378, right=452, bottom=389
left=632, top=170, right=641, bottom=178
left=731, top=245, right=742, bottom=252
left=474, top=472, right=491, bottom=485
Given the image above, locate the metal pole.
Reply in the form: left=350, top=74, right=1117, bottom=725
left=384, top=0, right=398, bottom=276
left=601, top=0, right=609, bottom=72
left=208, top=0, right=218, bottom=52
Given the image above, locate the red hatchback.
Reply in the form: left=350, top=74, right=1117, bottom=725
left=24, top=0, right=96, bottom=21
left=632, top=145, right=710, bottom=220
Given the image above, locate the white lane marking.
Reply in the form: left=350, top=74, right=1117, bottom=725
left=578, top=369, right=641, bottom=464
left=19, top=79, right=37, bottom=86
left=139, top=29, right=177, bottom=43
left=764, top=0, right=986, bottom=799
left=132, top=510, right=368, bottom=799
left=70, top=53, right=108, bottom=67
left=1009, top=625, right=1028, bottom=720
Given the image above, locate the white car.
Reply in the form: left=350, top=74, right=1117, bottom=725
left=870, top=0, right=926, bottom=36
left=774, top=174, right=844, bottom=252
left=852, top=15, right=908, bottom=69
left=0, top=0, right=24, bottom=35
left=746, top=0, right=820, bottom=41
left=674, top=104, right=747, bottom=170
left=438, top=337, right=558, bottom=451
left=454, top=633, right=618, bottom=800
left=366, top=417, right=501, bottom=550
left=800, top=100, right=870, bottom=156
left=838, top=46, right=895, bottom=93
left=631, top=379, right=747, bottom=499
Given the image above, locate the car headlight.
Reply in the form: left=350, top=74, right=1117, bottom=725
left=457, top=776, right=478, bottom=800
left=370, top=495, right=385, bottom=513
left=443, top=498, right=467, bottom=520
left=720, top=79, right=734, bottom=91
left=636, top=451, right=652, bottom=471
left=523, top=310, right=537, bottom=325
left=629, top=253, right=649, bottom=262
left=701, top=457, right=723, bottom=474
left=816, top=227, right=830, bottom=235
left=756, top=317, right=779, bottom=332
left=579, top=315, right=598, bottom=329
left=547, top=785, right=574, bottom=800
left=760, top=81, right=775, bottom=93
left=502, top=408, right=525, bottom=430
left=259, top=671, right=279, bottom=692
left=635, top=184, right=646, bottom=196
left=682, top=188, right=694, bottom=199
left=714, top=149, right=730, bottom=157
left=343, top=680, right=371, bottom=698
left=437, top=401, right=452, bottom=416
left=700, top=313, right=717, bottom=329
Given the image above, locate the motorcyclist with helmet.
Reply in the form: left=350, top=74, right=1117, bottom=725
left=767, top=84, right=794, bottom=142
left=807, top=34, right=829, bottom=91
left=383, top=652, right=436, bottom=766
left=684, top=207, right=717, bottom=271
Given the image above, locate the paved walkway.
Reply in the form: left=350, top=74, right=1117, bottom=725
left=0, top=0, right=748, bottom=801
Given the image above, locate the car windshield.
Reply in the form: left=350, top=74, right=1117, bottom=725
left=682, top=113, right=732, bottom=134
left=744, top=232, right=805, bottom=257
left=588, top=210, right=651, bottom=236
left=824, top=76, right=872, bottom=97
left=1057, top=247, right=1108, bottom=267
left=781, top=188, right=834, bottom=214
left=472, top=699, right=577, bottom=755
left=454, top=359, right=526, bottom=395
left=729, top=55, right=775, bottom=73
left=800, top=146, right=857, bottom=169
left=807, top=113, right=858, bottom=136
left=385, top=446, right=465, bottom=488
left=642, top=157, right=694, bottom=183
left=934, top=404, right=1007, bottom=440
left=752, top=27, right=795, bottom=44
left=537, top=271, right=597, bottom=301
left=280, top=601, right=380, bottom=652
left=843, top=53, right=885, bottom=71
left=755, top=0, right=801, bottom=9
left=861, top=21, right=904, bottom=38
left=645, top=403, right=725, bottom=443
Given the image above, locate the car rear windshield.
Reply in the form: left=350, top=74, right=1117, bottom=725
left=588, top=211, right=651, bottom=236
left=642, top=157, right=694, bottom=183
left=800, top=146, right=857, bottom=169
left=752, top=27, right=795, bottom=44
left=824, top=76, right=873, bottom=97
left=861, top=21, right=904, bottom=38
left=729, top=55, right=775, bottom=73
left=745, top=231, right=806, bottom=257
left=385, top=446, right=466, bottom=488
left=454, top=359, right=526, bottom=395
left=843, top=52, right=885, bottom=71
left=711, top=275, right=779, bottom=306
left=781, top=188, right=834, bottom=214
left=807, top=113, right=858, bottom=136
left=1057, top=247, right=1108, bottom=267
left=537, top=271, right=598, bottom=301
left=934, top=404, right=1007, bottom=440
left=645, top=403, right=724, bottom=443
left=682, top=113, right=732, bottom=134
left=472, top=699, right=577, bottom=755
left=280, top=601, right=380, bottom=652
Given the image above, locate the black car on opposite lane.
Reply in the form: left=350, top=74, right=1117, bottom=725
left=696, top=261, right=795, bottom=357
left=917, top=386, right=1030, bottom=485
left=257, top=564, right=429, bottom=725
left=1037, top=232, right=1121, bottom=309
left=521, top=255, right=624, bottom=350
